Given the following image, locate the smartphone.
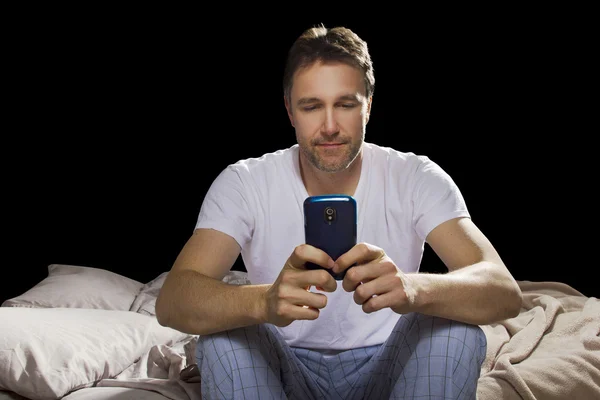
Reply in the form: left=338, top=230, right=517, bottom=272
left=303, top=194, right=357, bottom=280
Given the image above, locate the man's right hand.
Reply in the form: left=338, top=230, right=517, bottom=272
left=263, top=244, right=338, bottom=327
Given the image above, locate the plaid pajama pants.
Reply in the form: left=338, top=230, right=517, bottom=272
left=195, top=313, right=486, bottom=399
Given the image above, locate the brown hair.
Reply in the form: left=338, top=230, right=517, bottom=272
left=283, top=24, right=375, bottom=102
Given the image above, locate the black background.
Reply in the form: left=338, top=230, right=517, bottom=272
left=3, top=8, right=596, bottom=304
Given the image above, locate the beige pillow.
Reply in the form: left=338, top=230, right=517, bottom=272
left=1, top=264, right=143, bottom=310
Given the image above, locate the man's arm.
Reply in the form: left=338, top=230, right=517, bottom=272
left=337, top=217, right=522, bottom=326
left=155, top=228, right=338, bottom=335
left=409, top=216, right=522, bottom=325
left=155, top=228, right=270, bottom=335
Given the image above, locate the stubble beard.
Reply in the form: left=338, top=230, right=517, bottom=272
left=298, top=135, right=363, bottom=173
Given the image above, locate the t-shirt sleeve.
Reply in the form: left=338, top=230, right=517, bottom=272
left=412, top=157, right=470, bottom=241
left=195, top=166, right=254, bottom=249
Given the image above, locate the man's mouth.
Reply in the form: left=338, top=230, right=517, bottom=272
left=316, top=143, right=344, bottom=148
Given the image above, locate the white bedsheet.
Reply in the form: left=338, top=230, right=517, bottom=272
left=62, top=387, right=171, bottom=400
left=92, top=337, right=201, bottom=400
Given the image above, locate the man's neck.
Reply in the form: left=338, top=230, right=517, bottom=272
left=299, top=150, right=363, bottom=197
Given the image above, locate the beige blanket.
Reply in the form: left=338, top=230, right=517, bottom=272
left=477, top=281, right=600, bottom=399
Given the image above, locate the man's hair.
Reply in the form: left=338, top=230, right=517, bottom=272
left=283, top=24, right=375, bottom=103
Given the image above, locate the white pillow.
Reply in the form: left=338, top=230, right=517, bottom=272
left=1, top=264, right=143, bottom=310
left=0, top=307, right=190, bottom=400
left=129, top=270, right=251, bottom=316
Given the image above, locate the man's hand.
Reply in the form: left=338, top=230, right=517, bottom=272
left=263, top=244, right=338, bottom=327
left=334, top=242, right=417, bottom=314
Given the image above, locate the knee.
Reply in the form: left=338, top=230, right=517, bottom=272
left=402, top=313, right=485, bottom=339
left=196, top=327, right=232, bottom=347
left=194, top=324, right=273, bottom=366
left=449, top=320, right=486, bottom=349
left=438, top=318, right=487, bottom=364
left=194, top=327, right=241, bottom=367
left=397, top=313, right=487, bottom=361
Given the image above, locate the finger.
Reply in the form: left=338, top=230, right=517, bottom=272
left=307, top=286, right=328, bottom=292
left=361, top=291, right=397, bottom=314
left=288, top=288, right=329, bottom=310
left=279, top=302, right=321, bottom=321
left=290, top=305, right=321, bottom=321
left=353, top=278, right=403, bottom=307
left=353, top=281, right=382, bottom=305
left=333, top=242, right=385, bottom=275
left=342, top=262, right=389, bottom=292
left=294, top=270, right=337, bottom=293
left=287, top=244, right=335, bottom=271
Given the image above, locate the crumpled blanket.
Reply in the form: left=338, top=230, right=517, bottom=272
left=477, top=281, right=600, bottom=399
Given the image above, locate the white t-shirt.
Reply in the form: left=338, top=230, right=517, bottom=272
left=195, top=142, right=470, bottom=350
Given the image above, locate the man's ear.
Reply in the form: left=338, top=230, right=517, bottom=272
left=284, top=95, right=294, bottom=127
left=366, top=95, right=373, bottom=124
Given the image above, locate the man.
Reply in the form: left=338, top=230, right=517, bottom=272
left=156, top=24, right=522, bottom=399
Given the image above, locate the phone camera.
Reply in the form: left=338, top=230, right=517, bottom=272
left=324, top=207, right=336, bottom=222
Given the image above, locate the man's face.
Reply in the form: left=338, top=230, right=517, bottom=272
left=285, top=61, right=371, bottom=173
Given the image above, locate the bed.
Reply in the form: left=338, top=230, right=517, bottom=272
left=1, top=264, right=598, bottom=399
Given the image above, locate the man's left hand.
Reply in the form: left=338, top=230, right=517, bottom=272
left=333, top=242, right=417, bottom=314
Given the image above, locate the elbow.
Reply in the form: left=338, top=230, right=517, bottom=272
left=506, top=281, right=523, bottom=318
left=154, top=270, right=187, bottom=328
left=495, top=278, right=522, bottom=321
left=155, top=291, right=172, bottom=327
left=490, top=263, right=523, bottom=320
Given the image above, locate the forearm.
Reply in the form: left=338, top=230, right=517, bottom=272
left=409, top=262, right=522, bottom=325
left=156, top=269, right=269, bottom=335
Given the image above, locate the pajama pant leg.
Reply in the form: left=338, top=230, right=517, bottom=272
left=195, top=323, right=327, bottom=400
left=361, top=312, right=487, bottom=400
left=196, top=313, right=486, bottom=400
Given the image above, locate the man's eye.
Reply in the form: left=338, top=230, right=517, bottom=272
left=302, top=103, right=356, bottom=111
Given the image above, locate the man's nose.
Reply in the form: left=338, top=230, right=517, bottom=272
left=320, top=109, right=339, bottom=136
